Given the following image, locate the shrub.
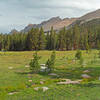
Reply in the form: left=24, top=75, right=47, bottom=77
left=4, top=86, right=17, bottom=92
left=29, top=52, right=41, bottom=73
left=98, top=50, right=100, bottom=58
left=86, top=43, right=90, bottom=53
left=17, top=83, right=26, bottom=90
left=81, top=78, right=90, bottom=85
left=46, top=51, right=56, bottom=73
left=91, top=52, right=97, bottom=64
left=75, top=50, right=82, bottom=60
left=79, top=57, right=84, bottom=66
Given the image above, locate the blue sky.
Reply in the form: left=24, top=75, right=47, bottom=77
left=0, top=0, right=100, bottom=33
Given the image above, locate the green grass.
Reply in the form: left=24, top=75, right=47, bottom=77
left=0, top=50, right=100, bottom=100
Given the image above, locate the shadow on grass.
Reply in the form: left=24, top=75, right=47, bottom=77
left=15, top=66, right=100, bottom=81
left=39, top=66, right=100, bottom=80
left=15, top=71, right=32, bottom=75
left=78, top=83, right=100, bottom=88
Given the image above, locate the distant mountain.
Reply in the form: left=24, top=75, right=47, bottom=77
left=10, top=29, right=19, bottom=34
left=11, top=9, right=100, bottom=34
left=21, top=17, right=77, bottom=33
left=69, top=9, right=100, bottom=27
left=79, top=9, right=100, bottom=22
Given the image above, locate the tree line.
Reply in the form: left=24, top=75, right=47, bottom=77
left=0, top=24, right=100, bottom=51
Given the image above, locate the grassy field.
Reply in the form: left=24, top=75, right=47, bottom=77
left=0, top=50, right=100, bottom=100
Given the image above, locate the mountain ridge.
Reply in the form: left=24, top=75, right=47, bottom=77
left=21, top=17, right=77, bottom=33
left=10, top=9, right=100, bottom=33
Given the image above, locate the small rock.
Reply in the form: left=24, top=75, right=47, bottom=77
left=48, top=73, right=57, bottom=76
left=8, top=67, right=13, bottom=69
left=81, top=74, right=91, bottom=79
left=83, top=70, right=90, bottom=73
left=34, top=87, right=49, bottom=92
left=8, top=92, right=17, bottom=95
left=57, top=80, right=82, bottom=85
left=25, top=65, right=30, bottom=68
left=40, top=64, right=46, bottom=66
left=42, top=87, right=49, bottom=92
left=34, top=87, right=39, bottom=91
left=40, top=81, right=44, bottom=84
left=41, top=66, right=47, bottom=70
left=29, top=80, right=32, bottom=82
left=40, top=65, right=47, bottom=72
left=61, top=79, right=71, bottom=82
left=57, top=78, right=82, bottom=85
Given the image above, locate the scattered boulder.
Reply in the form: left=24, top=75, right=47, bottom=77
left=25, top=65, right=30, bottom=68
left=61, top=79, right=71, bottom=82
left=40, top=64, right=46, bottom=66
left=41, top=66, right=47, bottom=70
left=40, top=81, right=44, bottom=84
left=8, top=67, right=13, bottom=69
left=34, top=87, right=49, bottom=92
left=81, top=74, right=91, bottom=79
left=83, top=70, right=90, bottom=73
left=40, top=64, right=47, bottom=72
left=42, top=87, right=49, bottom=92
left=48, top=73, right=58, bottom=76
left=28, top=80, right=32, bottom=82
left=57, top=80, right=82, bottom=85
left=8, top=92, right=18, bottom=95
left=34, top=87, right=39, bottom=91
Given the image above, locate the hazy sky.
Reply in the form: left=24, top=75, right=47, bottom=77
left=0, top=0, right=100, bottom=33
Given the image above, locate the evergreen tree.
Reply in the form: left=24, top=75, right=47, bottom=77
left=46, top=32, right=50, bottom=50
left=75, top=50, right=82, bottom=60
left=97, top=40, right=100, bottom=50
left=38, top=27, right=45, bottom=50
left=58, top=27, right=66, bottom=50
left=46, top=51, right=56, bottom=72
left=30, top=52, right=41, bottom=73
left=26, top=28, right=39, bottom=50
left=49, top=27, right=57, bottom=50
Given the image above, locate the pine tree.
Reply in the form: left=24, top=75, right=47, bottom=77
left=75, top=50, right=82, bottom=60
left=72, top=25, right=80, bottom=50
left=38, top=27, right=45, bottom=50
left=46, top=32, right=50, bottom=50
left=58, top=27, right=66, bottom=51
left=97, top=40, right=100, bottom=50
left=26, top=28, right=34, bottom=50
left=26, top=28, right=39, bottom=50
left=49, top=27, right=57, bottom=50
left=30, top=52, right=41, bottom=73
left=46, top=51, right=56, bottom=72
left=86, top=42, right=90, bottom=53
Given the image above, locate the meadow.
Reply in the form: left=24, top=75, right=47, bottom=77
left=0, top=50, right=100, bottom=100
